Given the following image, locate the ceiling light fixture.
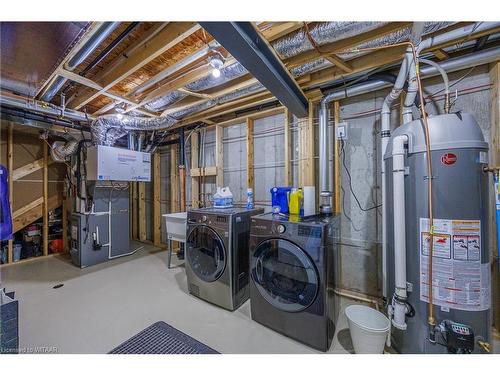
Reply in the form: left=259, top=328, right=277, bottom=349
left=115, top=102, right=127, bottom=113
left=116, top=113, right=123, bottom=120
left=209, top=50, right=224, bottom=79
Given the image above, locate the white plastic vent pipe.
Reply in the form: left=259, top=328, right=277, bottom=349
left=381, top=22, right=425, bottom=297
left=391, top=134, right=409, bottom=330
left=380, top=54, right=409, bottom=298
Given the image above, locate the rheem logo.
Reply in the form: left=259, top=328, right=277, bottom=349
left=441, top=153, right=457, bottom=166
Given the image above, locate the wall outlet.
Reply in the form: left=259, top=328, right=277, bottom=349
left=336, top=122, right=348, bottom=140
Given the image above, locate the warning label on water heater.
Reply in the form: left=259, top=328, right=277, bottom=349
left=419, top=218, right=490, bottom=311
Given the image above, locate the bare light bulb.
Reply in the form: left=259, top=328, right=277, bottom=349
left=211, top=68, right=221, bottom=78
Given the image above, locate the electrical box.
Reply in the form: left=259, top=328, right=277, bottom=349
left=86, top=145, right=151, bottom=182
left=336, top=122, right=348, bottom=140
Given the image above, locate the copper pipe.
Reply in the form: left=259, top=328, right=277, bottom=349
left=483, top=165, right=500, bottom=173
left=334, top=288, right=382, bottom=311
left=412, top=49, right=436, bottom=330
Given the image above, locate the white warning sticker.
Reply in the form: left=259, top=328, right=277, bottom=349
left=419, top=218, right=490, bottom=311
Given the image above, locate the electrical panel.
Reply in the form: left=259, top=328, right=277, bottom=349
left=86, top=145, right=151, bottom=182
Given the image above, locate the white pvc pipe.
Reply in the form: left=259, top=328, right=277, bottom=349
left=403, top=55, right=418, bottom=124
left=380, top=55, right=409, bottom=298
left=392, top=134, right=408, bottom=330
left=380, top=22, right=425, bottom=297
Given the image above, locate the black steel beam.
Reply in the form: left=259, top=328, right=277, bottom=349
left=200, top=22, right=309, bottom=118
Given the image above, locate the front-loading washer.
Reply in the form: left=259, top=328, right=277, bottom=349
left=249, top=212, right=341, bottom=351
left=185, top=206, right=264, bottom=311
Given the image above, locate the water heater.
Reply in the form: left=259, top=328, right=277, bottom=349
left=384, top=113, right=491, bottom=353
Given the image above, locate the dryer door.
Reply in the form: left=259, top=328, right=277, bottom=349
left=186, top=225, right=227, bottom=282
left=251, top=239, right=319, bottom=312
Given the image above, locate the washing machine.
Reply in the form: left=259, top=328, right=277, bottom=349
left=186, top=206, right=264, bottom=311
left=249, top=212, right=341, bottom=352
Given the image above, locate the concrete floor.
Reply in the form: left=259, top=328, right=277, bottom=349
left=0, top=243, right=356, bottom=354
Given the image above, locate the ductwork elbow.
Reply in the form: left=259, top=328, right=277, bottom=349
left=51, top=140, right=80, bottom=162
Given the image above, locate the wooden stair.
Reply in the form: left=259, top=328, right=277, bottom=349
left=12, top=194, right=63, bottom=234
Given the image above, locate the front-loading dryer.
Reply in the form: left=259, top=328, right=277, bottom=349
left=186, top=206, right=264, bottom=311
left=249, top=212, right=341, bottom=351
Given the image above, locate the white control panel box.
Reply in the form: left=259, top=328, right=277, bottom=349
left=86, top=145, right=151, bottom=182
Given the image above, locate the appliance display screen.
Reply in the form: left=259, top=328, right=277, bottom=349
left=297, top=225, right=321, bottom=238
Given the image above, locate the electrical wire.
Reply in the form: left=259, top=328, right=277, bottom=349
left=340, top=139, right=382, bottom=212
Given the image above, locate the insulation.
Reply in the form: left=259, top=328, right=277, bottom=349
left=169, top=82, right=266, bottom=120
left=271, top=22, right=385, bottom=59
left=144, top=91, right=186, bottom=112
left=337, top=22, right=454, bottom=59
left=51, top=140, right=79, bottom=162
left=92, top=114, right=177, bottom=145
left=185, top=62, right=248, bottom=92
left=291, top=58, right=332, bottom=77
left=289, top=22, right=455, bottom=77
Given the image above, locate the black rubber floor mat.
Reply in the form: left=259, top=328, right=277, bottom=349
left=108, top=321, right=219, bottom=354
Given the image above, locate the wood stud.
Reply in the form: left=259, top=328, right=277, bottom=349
left=215, top=125, right=224, bottom=188
left=284, top=108, right=293, bottom=186
left=191, top=131, right=200, bottom=209
left=138, top=182, right=146, bottom=242
left=153, top=152, right=162, bottom=248
left=246, top=118, right=254, bottom=193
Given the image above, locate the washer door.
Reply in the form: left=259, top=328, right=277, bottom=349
left=251, top=238, right=319, bottom=312
left=186, top=225, right=226, bottom=282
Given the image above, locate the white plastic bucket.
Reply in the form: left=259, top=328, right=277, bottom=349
left=345, top=304, right=390, bottom=354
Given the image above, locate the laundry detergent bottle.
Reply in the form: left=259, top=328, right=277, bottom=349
left=289, top=188, right=303, bottom=216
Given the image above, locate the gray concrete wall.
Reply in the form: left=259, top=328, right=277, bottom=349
left=336, top=65, right=491, bottom=296
left=149, top=65, right=493, bottom=298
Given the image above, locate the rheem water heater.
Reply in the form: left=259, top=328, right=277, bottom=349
left=384, top=112, right=491, bottom=354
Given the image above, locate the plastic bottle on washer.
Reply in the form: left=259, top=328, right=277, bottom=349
left=247, top=188, right=254, bottom=209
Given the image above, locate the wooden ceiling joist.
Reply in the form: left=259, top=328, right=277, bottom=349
left=57, top=68, right=157, bottom=117
left=324, top=54, right=353, bottom=73
left=124, top=64, right=214, bottom=114
left=260, top=22, right=305, bottom=42
left=25, top=21, right=498, bottom=129
left=283, top=22, right=413, bottom=69
left=177, top=87, right=214, bottom=99
left=68, top=22, right=200, bottom=110
left=161, top=76, right=259, bottom=117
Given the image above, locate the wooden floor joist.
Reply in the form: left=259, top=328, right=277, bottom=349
left=69, top=22, right=200, bottom=110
